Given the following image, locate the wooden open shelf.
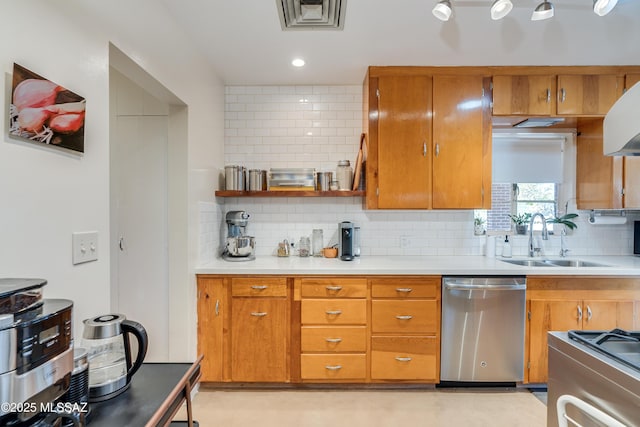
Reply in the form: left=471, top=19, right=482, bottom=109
left=215, top=190, right=365, bottom=198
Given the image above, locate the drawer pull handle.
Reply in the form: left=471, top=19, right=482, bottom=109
left=325, top=338, right=343, bottom=343
left=325, top=310, right=343, bottom=316
left=251, top=312, right=268, bottom=317
left=396, top=288, right=413, bottom=293
left=395, top=357, right=412, bottom=362
left=586, top=305, right=592, bottom=321
left=325, top=365, right=342, bottom=371
left=577, top=305, right=583, bottom=321
left=395, top=315, right=413, bottom=320
left=326, top=286, right=343, bottom=291
left=251, top=285, right=268, bottom=290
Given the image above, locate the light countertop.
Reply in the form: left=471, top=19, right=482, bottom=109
left=195, top=255, right=640, bottom=276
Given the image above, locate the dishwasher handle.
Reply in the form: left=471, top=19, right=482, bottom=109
left=444, top=282, right=526, bottom=291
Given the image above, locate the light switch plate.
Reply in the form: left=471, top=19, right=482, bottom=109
left=72, top=231, right=98, bottom=265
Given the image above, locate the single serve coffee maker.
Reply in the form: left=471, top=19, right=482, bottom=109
left=223, top=210, right=255, bottom=261
left=338, top=221, right=360, bottom=261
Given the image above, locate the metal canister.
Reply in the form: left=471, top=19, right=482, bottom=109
left=249, top=169, right=264, bottom=191
left=316, top=172, right=333, bottom=191
left=237, top=166, right=246, bottom=191
left=225, top=165, right=238, bottom=190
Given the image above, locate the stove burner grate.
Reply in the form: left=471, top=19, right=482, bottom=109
left=568, top=329, right=640, bottom=373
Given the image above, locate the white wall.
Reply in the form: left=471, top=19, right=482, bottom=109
left=208, top=85, right=636, bottom=261
left=0, top=0, right=224, bottom=361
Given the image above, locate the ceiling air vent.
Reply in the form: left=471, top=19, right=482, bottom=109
left=277, top=0, right=347, bottom=30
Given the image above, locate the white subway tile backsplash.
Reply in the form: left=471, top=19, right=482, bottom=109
left=195, top=84, right=638, bottom=263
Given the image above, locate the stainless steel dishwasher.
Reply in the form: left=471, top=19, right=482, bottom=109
left=440, top=276, right=526, bottom=383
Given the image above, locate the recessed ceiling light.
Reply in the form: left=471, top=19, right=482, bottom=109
left=292, top=58, right=306, bottom=67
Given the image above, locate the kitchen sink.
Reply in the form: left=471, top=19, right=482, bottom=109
left=500, top=259, right=555, bottom=267
left=540, top=259, right=611, bottom=268
left=499, top=258, right=612, bottom=268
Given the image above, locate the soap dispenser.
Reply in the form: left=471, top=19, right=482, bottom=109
left=502, top=235, right=512, bottom=258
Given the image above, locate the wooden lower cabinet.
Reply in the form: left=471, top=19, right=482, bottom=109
left=371, top=336, right=438, bottom=381
left=197, top=277, right=225, bottom=382
left=298, top=277, right=368, bottom=382
left=230, top=297, right=289, bottom=382
left=526, top=276, right=639, bottom=384
left=370, top=277, right=441, bottom=383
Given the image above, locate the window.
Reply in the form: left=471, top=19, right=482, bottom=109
left=478, top=182, right=559, bottom=233
left=514, top=183, right=557, bottom=231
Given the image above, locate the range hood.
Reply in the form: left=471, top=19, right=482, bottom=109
left=603, top=82, right=640, bottom=156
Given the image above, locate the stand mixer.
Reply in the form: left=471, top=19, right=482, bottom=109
left=222, top=211, right=255, bottom=261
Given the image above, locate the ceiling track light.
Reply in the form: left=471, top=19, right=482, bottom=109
left=593, top=0, right=618, bottom=16
left=490, top=0, right=513, bottom=20
left=432, top=0, right=452, bottom=21
left=531, top=0, right=554, bottom=21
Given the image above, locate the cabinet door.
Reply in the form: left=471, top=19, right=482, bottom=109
left=492, top=75, right=554, bottom=116
left=576, top=118, right=619, bottom=209
left=528, top=299, right=581, bottom=383
left=582, top=300, right=636, bottom=330
left=231, top=298, right=288, bottom=382
left=377, top=75, right=432, bottom=209
left=197, top=278, right=225, bottom=382
left=432, top=75, right=490, bottom=208
left=557, top=74, right=622, bottom=115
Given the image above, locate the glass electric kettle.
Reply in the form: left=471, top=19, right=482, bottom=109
left=81, top=314, right=148, bottom=402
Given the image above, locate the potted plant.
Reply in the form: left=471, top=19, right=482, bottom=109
left=509, top=213, right=531, bottom=235
left=474, top=217, right=486, bottom=235
left=548, top=213, right=579, bottom=232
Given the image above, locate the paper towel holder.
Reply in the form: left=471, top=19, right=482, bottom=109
left=588, top=209, right=627, bottom=224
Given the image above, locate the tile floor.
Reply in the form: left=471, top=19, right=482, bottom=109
left=175, top=387, right=547, bottom=427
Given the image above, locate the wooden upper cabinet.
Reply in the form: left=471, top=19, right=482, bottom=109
left=376, top=75, right=432, bottom=209
left=492, top=75, right=554, bottom=116
left=557, top=74, right=623, bottom=116
left=432, top=75, right=491, bottom=209
left=576, top=118, right=640, bottom=209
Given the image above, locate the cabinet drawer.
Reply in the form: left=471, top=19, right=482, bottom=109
left=301, top=300, right=367, bottom=325
left=371, top=336, right=438, bottom=381
left=300, top=354, right=366, bottom=380
left=301, top=278, right=367, bottom=298
left=301, top=326, right=367, bottom=352
left=371, top=300, right=438, bottom=333
left=231, top=278, right=288, bottom=297
left=371, top=278, right=440, bottom=299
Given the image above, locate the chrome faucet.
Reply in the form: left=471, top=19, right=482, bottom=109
left=559, top=228, right=570, bottom=257
left=528, top=213, right=549, bottom=257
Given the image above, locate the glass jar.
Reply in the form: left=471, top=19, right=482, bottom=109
left=298, top=236, right=311, bottom=257
left=312, top=229, right=323, bottom=257
left=336, top=160, right=353, bottom=191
